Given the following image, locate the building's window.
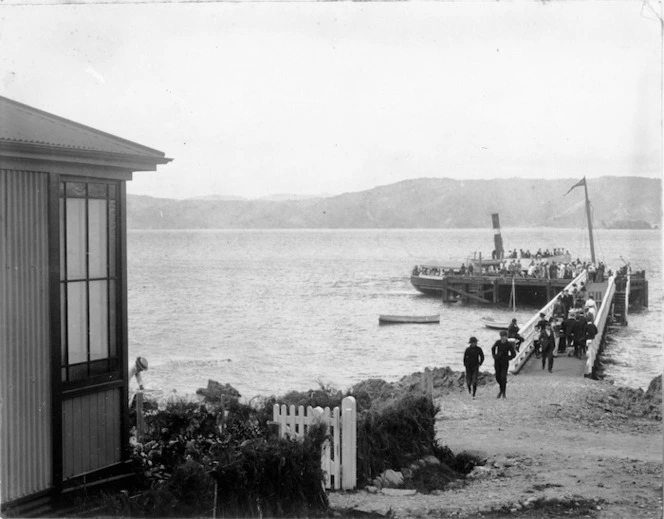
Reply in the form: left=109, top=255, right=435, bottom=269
left=60, top=181, right=119, bottom=383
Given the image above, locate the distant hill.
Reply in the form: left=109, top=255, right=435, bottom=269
left=126, top=177, right=662, bottom=230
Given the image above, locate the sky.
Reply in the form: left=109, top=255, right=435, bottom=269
left=1, top=1, right=662, bottom=199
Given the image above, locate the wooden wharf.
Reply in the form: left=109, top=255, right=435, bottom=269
left=411, top=271, right=647, bottom=309
left=509, top=271, right=631, bottom=377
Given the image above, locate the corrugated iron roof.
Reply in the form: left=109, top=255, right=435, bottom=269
left=0, top=95, right=168, bottom=160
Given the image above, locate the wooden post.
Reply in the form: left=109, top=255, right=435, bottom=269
left=421, top=368, right=434, bottom=403
left=341, top=396, right=357, bottom=490
left=136, top=391, right=145, bottom=442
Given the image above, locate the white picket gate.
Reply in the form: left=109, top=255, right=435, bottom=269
left=272, top=396, right=356, bottom=490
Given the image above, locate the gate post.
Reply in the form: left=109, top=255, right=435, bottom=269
left=341, top=396, right=356, bottom=490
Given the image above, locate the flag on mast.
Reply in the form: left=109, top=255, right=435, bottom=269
left=564, top=177, right=586, bottom=196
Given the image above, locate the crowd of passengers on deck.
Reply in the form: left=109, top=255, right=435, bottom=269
left=495, top=248, right=569, bottom=260
left=413, top=258, right=609, bottom=281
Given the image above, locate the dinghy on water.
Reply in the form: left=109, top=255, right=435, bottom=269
left=379, top=314, right=440, bottom=325
left=480, top=316, right=510, bottom=330
left=481, top=278, right=516, bottom=330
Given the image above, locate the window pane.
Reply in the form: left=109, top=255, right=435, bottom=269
left=89, top=281, right=108, bottom=361
left=66, top=182, right=86, bottom=198
left=61, top=285, right=67, bottom=365
left=59, top=199, right=66, bottom=281
left=90, top=359, right=110, bottom=376
left=66, top=199, right=86, bottom=279
left=109, top=280, right=117, bottom=357
left=88, top=199, right=108, bottom=278
left=68, top=363, right=88, bottom=382
left=88, top=183, right=108, bottom=199
left=67, top=282, right=87, bottom=364
left=108, top=200, right=116, bottom=276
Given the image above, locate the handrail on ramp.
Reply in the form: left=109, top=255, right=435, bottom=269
left=584, top=275, right=616, bottom=376
left=510, top=270, right=589, bottom=374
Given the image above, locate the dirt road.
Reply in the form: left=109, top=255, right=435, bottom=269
left=329, top=372, right=662, bottom=518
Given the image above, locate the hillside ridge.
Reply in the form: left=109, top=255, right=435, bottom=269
left=127, top=177, right=662, bottom=229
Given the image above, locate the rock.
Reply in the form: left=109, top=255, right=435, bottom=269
left=365, top=485, right=379, bottom=493
left=458, top=449, right=489, bottom=464
left=196, top=379, right=241, bottom=406
left=381, top=488, right=417, bottom=496
left=382, top=469, right=404, bottom=487
left=422, top=455, right=441, bottom=465
left=468, top=466, right=492, bottom=479
left=401, top=468, right=413, bottom=479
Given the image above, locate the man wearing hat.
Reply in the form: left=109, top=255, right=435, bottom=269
left=129, top=356, right=149, bottom=391
left=463, top=337, right=485, bottom=399
left=491, top=330, right=517, bottom=399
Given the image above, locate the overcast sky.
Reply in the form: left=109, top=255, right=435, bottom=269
left=1, top=1, right=661, bottom=199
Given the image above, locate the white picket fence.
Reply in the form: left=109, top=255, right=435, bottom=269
left=272, top=396, right=357, bottom=490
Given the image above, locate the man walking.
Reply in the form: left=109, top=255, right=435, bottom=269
left=491, top=330, right=517, bottom=399
left=540, top=323, right=556, bottom=373
left=572, top=313, right=588, bottom=358
left=463, top=337, right=485, bottom=399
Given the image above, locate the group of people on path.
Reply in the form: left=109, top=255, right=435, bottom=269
left=463, top=298, right=599, bottom=399
left=463, top=331, right=517, bottom=400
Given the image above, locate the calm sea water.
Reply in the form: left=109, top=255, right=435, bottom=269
left=127, top=228, right=662, bottom=400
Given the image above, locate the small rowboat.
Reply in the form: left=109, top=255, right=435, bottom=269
left=379, top=314, right=440, bottom=325
left=480, top=316, right=510, bottom=330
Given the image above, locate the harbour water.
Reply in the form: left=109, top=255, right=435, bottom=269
left=127, top=228, right=662, bottom=400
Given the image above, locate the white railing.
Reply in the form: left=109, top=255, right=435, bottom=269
left=272, top=396, right=356, bottom=490
left=624, top=274, right=631, bottom=324
left=584, top=276, right=616, bottom=376
left=510, top=270, right=589, bottom=374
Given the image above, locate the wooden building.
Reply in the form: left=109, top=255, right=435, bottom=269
left=0, top=96, right=170, bottom=514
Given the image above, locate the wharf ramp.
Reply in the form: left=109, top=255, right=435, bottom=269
left=510, top=271, right=623, bottom=377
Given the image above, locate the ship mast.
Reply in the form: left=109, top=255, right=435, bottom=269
left=583, top=178, right=596, bottom=263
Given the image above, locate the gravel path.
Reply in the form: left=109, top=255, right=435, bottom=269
left=329, top=371, right=662, bottom=518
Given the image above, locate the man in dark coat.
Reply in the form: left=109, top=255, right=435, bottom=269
left=571, top=313, right=588, bottom=358
left=463, top=337, right=485, bottom=399
left=534, top=312, right=548, bottom=357
left=539, top=323, right=556, bottom=372
left=584, top=316, right=598, bottom=356
left=507, top=318, right=524, bottom=351
left=491, top=331, right=517, bottom=399
left=564, top=313, right=576, bottom=354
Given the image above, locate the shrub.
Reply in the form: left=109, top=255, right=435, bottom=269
left=211, top=423, right=329, bottom=517
left=130, top=395, right=329, bottom=517
left=356, top=395, right=439, bottom=485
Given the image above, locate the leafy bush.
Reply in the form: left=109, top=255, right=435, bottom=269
left=356, top=395, right=439, bottom=485
left=129, top=395, right=329, bottom=517
left=212, top=423, right=329, bottom=518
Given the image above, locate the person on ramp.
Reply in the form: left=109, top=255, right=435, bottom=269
left=463, top=337, right=485, bottom=399
left=539, top=323, right=556, bottom=373
left=491, top=330, right=516, bottom=399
